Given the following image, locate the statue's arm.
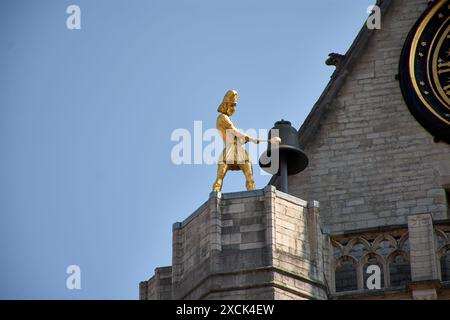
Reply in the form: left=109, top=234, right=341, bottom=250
left=221, top=115, right=261, bottom=144
left=228, top=127, right=260, bottom=144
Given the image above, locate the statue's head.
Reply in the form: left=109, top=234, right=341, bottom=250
left=217, top=90, right=238, bottom=116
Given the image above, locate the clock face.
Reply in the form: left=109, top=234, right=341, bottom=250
left=399, top=0, right=450, bottom=144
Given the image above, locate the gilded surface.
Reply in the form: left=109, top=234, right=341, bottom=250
left=212, top=90, right=258, bottom=192
left=410, top=0, right=450, bottom=124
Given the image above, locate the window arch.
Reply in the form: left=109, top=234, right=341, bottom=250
left=387, top=250, right=411, bottom=287
left=335, top=255, right=358, bottom=292
left=361, top=253, right=385, bottom=289
left=439, top=245, right=450, bottom=282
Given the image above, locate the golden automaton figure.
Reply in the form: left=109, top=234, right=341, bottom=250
left=212, top=90, right=280, bottom=192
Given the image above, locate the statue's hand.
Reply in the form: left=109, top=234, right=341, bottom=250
left=250, top=137, right=260, bottom=144
left=270, top=137, right=282, bottom=144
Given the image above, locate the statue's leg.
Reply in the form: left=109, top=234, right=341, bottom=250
left=212, top=163, right=228, bottom=192
left=240, top=162, right=255, bottom=191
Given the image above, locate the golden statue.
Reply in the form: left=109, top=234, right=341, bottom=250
left=212, top=90, right=280, bottom=192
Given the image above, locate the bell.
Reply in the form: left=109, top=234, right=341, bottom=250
left=259, top=120, right=309, bottom=193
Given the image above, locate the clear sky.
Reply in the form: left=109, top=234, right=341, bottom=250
left=0, top=0, right=374, bottom=299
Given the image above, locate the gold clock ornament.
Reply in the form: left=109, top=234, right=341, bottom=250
left=399, top=0, right=450, bottom=143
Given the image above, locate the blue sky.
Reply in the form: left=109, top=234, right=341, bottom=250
left=0, top=0, right=374, bottom=299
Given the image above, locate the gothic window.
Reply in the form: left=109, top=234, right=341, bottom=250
left=375, top=239, right=395, bottom=257
left=335, top=256, right=358, bottom=292
left=388, top=252, right=411, bottom=287
left=446, top=189, right=450, bottom=218
left=440, top=247, right=450, bottom=282
left=362, top=254, right=385, bottom=289
left=349, top=242, right=368, bottom=261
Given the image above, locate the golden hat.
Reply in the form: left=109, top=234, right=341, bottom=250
left=217, top=90, right=238, bottom=113
left=222, top=90, right=238, bottom=104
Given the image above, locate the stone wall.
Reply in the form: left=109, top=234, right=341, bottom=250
left=330, top=214, right=450, bottom=300
left=139, top=266, right=172, bottom=300
left=139, top=197, right=450, bottom=300
left=288, top=0, right=450, bottom=234
left=270, top=194, right=328, bottom=299
left=141, top=187, right=329, bottom=300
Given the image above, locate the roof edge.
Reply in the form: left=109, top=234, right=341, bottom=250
left=298, top=0, right=393, bottom=146
left=269, top=0, right=394, bottom=187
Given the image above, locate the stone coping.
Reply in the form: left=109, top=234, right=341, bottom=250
left=333, top=280, right=450, bottom=299
left=173, top=186, right=313, bottom=231
left=172, top=200, right=209, bottom=231
left=177, top=265, right=328, bottom=300
left=332, top=285, right=407, bottom=299
left=217, top=189, right=264, bottom=200
left=331, top=223, right=409, bottom=238
left=275, top=190, right=309, bottom=208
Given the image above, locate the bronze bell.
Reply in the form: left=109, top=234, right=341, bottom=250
left=259, top=120, right=309, bottom=193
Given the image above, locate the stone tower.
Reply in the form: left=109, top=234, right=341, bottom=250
left=140, top=187, right=329, bottom=299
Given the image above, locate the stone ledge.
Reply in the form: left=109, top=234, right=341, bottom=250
left=201, top=282, right=323, bottom=300
left=275, top=189, right=308, bottom=207
left=173, top=199, right=209, bottom=231
left=307, top=200, right=320, bottom=209
left=155, top=266, right=172, bottom=273
left=179, top=266, right=328, bottom=300
left=332, top=286, right=409, bottom=300
left=220, top=189, right=264, bottom=200
left=331, top=223, right=408, bottom=238
left=406, top=279, right=441, bottom=292
left=173, top=187, right=312, bottom=230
